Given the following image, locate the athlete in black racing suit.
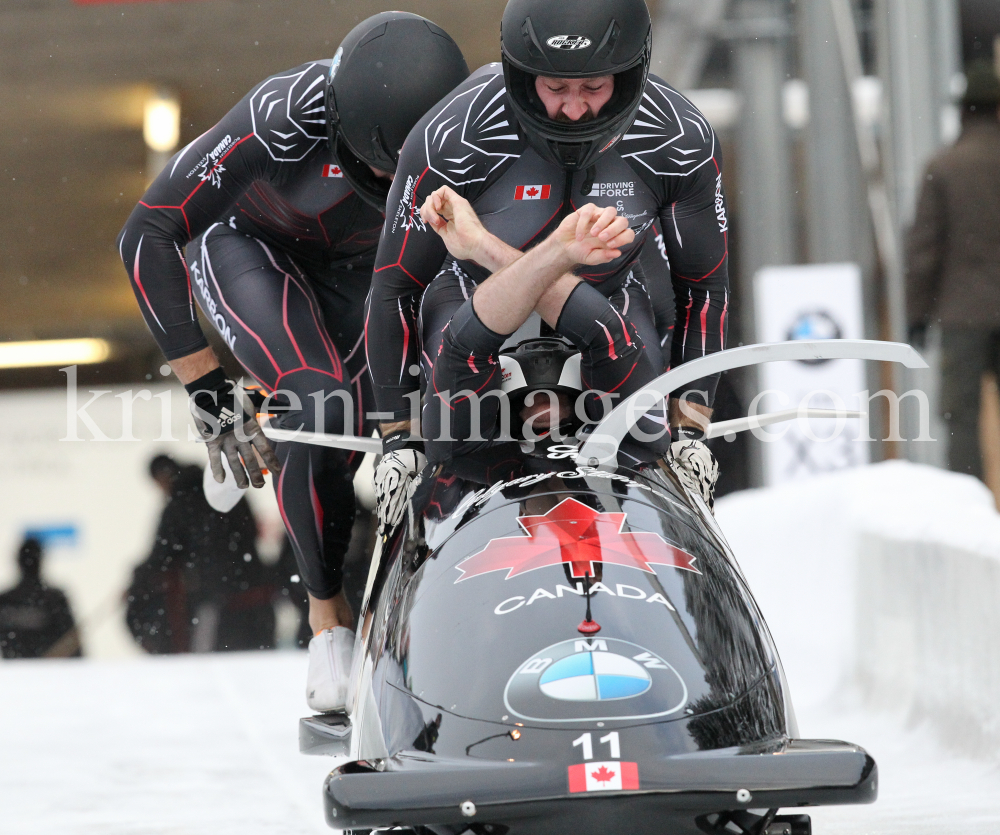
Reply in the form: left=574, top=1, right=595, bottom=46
left=117, top=13, right=469, bottom=710
left=369, top=64, right=728, bottom=418
left=368, top=0, right=729, bottom=529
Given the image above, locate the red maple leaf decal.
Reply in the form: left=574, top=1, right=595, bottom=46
left=525, top=186, right=539, bottom=197
left=453, top=498, right=700, bottom=582
left=331, top=166, right=341, bottom=175
left=592, top=765, right=616, bottom=783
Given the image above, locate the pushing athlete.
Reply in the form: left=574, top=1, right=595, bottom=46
left=117, top=13, right=469, bottom=710
left=368, top=0, right=730, bottom=535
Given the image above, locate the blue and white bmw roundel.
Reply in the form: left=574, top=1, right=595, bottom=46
left=504, top=638, right=688, bottom=723
left=538, top=651, right=651, bottom=701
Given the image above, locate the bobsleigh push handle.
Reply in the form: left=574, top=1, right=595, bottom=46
left=575, top=339, right=928, bottom=468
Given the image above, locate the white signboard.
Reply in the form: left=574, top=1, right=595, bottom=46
left=753, top=263, right=869, bottom=486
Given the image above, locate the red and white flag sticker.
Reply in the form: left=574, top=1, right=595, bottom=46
left=322, top=164, right=344, bottom=178
left=568, top=761, right=639, bottom=793
left=515, top=184, right=551, bottom=200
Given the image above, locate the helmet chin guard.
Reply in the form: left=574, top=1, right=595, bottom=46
left=500, top=0, right=652, bottom=171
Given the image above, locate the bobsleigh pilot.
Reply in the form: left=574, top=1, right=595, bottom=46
left=369, top=0, right=729, bottom=538
left=117, top=13, right=469, bottom=712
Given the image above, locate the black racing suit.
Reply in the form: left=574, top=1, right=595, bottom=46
left=118, top=61, right=383, bottom=600
left=367, top=65, right=730, bottom=452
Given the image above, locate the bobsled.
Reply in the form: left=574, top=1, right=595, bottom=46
left=297, top=339, right=928, bottom=835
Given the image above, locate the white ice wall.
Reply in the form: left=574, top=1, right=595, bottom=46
left=716, top=460, right=1000, bottom=759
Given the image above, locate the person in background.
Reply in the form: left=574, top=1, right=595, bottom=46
left=126, top=454, right=274, bottom=653
left=907, top=59, right=1000, bottom=479
left=0, top=537, right=81, bottom=659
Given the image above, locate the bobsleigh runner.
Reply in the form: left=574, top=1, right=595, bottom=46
left=279, top=339, right=926, bottom=835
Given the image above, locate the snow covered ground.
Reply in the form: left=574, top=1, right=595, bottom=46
left=2, top=650, right=999, bottom=835
left=3, top=461, right=1000, bottom=834
left=0, top=652, right=333, bottom=835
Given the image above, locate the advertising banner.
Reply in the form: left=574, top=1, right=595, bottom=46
left=753, top=263, right=869, bottom=486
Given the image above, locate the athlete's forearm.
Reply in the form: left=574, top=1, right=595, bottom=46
left=472, top=238, right=575, bottom=334
left=669, top=398, right=712, bottom=432
left=534, top=274, right=582, bottom=328
left=380, top=418, right=412, bottom=436
left=471, top=230, right=522, bottom=273
left=169, top=347, right=222, bottom=385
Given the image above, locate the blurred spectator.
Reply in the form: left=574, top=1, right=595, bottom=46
left=0, top=537, right=81, bottom=659
left=125, top=454, right=275, bottom=653
left=906, top=59, right=1000, bottom=479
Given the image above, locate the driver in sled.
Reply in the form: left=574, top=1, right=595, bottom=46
left=368, top=0, right=731, bottom=549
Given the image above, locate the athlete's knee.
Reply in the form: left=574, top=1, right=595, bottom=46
left=557, top=283, right=642, bottom=367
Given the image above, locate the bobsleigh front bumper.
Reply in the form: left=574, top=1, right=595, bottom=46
left=323, top=738, right=876, bottom=834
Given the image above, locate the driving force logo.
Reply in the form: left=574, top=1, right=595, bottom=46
left=589, top=182, right=635, bottom=198
left=504, top=638, right=687, bottom=722
left=546, top=35, right=593, bottom=51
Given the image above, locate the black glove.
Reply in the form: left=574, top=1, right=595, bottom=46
left=185, top=368, right=282, bottom=489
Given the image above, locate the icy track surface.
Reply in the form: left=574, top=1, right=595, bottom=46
left=0, top=651, right=997, bottom=834
left=4, top=462, right=1000, bottom=834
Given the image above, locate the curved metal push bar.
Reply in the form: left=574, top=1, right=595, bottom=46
left=260, top=419, right=383, bottom=455
left=704, top=407, right=865, bottom=440
left=575, top=339, right=928, bottom=468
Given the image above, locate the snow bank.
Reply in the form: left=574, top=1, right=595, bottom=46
left=717, top=461, right=1000, bottom=759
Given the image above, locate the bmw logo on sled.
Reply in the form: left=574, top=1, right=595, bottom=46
left=296, top=339, right=928, bottom=835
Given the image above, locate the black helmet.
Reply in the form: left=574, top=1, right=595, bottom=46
left=326, top=12, right=469, bottom=209
left=500, top=0, right=651, bottom=171
left=500, top=337, right=582, bottom=402
left=501, top=337, right=583, bottom=439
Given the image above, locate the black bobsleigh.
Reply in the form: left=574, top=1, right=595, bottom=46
left=297, top=339, right=929, bottom=835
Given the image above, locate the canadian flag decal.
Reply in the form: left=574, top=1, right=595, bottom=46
left=322, top=164, right=344, bottom=178
left=568, top=761, right=639, bottom=793
left=515, top=184, right=551, bottom=200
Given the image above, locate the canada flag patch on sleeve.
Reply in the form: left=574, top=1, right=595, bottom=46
left=567, top=761, right=639, bottom=793
left=515, top=184, right=551, bottom=200
left=322, top=164, right=344, bottom=178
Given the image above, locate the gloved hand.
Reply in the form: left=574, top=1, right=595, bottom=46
left=668, top=428, right=719, bottom=512
left=373, top=433, right=427, bottom=540
left=185, top=368, right=282, bottom=489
